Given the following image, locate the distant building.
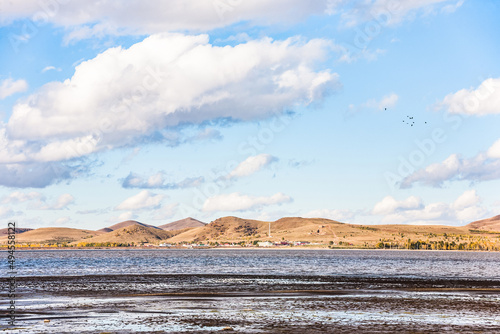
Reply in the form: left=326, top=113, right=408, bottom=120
left=258, top=241, right=273, bottom=247
left=293, top=241, right=310, bottom=246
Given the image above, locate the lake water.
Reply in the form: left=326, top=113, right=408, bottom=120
left=4, top=249, right=500, bottom=279
left=3, top=249, right=500, bottom=333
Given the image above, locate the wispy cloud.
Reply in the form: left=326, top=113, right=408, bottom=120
left=363, top=92, right=399, bottom=110
left=226, top=154, right=278, bottom=180
left=0, top=78, right=28, bottom=99
left=203, top=192, right=292, bottom=212
left=401, top=139, right=500, bottom=188
left=2, top=191, right=74, bottom=210
left=371, top=190, right=488, bottom=225
left=122, top=172, right=204, bottom=190
left=41, top=66, right=62, bottom=73
left=435, top=77, right=500, bottom=116
left=115, top=190, right=164, bottom=211
left=0, top=1, right=335, bottom=42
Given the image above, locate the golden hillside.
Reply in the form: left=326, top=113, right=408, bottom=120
left=466, top=215, right=500, bottom=231
left=166, top=216, right=500, bottom=250
left=159, top=217, right=206, bottom=230
left=74, top=224, right=185, bottom=245
left=2, top=215, right=499, bottom=250
left=97, top=220, right=161, bottom=232
left=0, top=227, right=103, bottom=245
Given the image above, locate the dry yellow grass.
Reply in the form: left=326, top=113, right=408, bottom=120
left=72, top=224, right=186, bottom=245
left=167, top=216, right=500, bottom=248
left=159, top=217, right=206, bottom=230
left=466, top=215, right=500, bottom=231
left=2, top=215, right=499, bottom=248
left=0, top=227, right=103, bottom=244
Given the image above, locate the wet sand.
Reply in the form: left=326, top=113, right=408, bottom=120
left=2, top=274, right=500, bottom=333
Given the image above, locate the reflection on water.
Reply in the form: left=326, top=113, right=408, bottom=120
left=3, top=249, right=500, bottom=278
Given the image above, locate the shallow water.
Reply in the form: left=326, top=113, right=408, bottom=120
left=3, top=249, right=500, bottom=279
left=2, top=250, right=500, bottom=332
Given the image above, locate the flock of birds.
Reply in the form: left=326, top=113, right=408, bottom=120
left=384, top=108, right=427, bottom=127
left=402, top=115, right=427, bottom=127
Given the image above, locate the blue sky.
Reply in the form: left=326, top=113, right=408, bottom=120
left=0, top=0, right=499, bottom=229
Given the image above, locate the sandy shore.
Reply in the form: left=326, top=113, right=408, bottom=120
left=1, top=274, right=500, bottom=333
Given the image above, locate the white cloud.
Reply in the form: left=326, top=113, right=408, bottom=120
left=372, top=195, right=423, bottom=215
left=305, top=209, right=355, bottom=222
left=122, top=172, right=204, bottom=189
left=106, top=211, right=139, bottom=223
left=0, top=78, right=28, bottom=99
left=0, top=1, right=458, bottom=42
left=2, top=191, right=44, bottom=204
left=371, top=190, right=488, bottom=225
left=203, top=192, right=292, bottom=212
left=452, top=189, right=480, bottom=210
left=0, top=1, right=335, bottom=42
left=42, top=66, right=62, bottom=73
left=47, top=194, right=75, bottom=210
left=115, top=190, right=164, bottom=210
left=1, top=191, right=74, bottom=210
left=119, top=211, right=138, bottom=221
left=363, top=92, right=399, bottom=110
left=487, top=139, right=500, bottom=159
left=0, top=160, right=82, bottom=188
left=401, top=139, right=500, bottom=188
left=436, top=77, right=500, bottom=115
left=2, top=33, right=337, bottom=167
left=227, top=154, right=277, bottom=179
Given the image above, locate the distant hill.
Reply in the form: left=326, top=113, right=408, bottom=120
left=0, top=227, right=103, bottom=245
left=466, top=215, right=500, bottom=232
left=77, top=224, right=181, bottom=245
left=167, top=216, right=347, bottom=243
left=98, top=220, right=161, bottom=232
left=167, top=216, right=472, bottom=245
left=0, top=227, right=33, bottom=235
left=159, top=217, right=206, bottom=231
left=3, top=215, right=499, bottom=249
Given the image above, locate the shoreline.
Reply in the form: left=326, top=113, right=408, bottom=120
left=2, top=246, right=499, bottom=252
left=2, top=273, right=500, bottom=333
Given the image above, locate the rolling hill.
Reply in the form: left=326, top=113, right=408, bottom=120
left=159, top=217, right=206, bottom=231
left=0, top=227, right=33, bottom=235
left=76, top=224, right=180, bottom=245
left=2, top=215, right=499, bottom=248
left=166, top=216, right=482, bottom=247
left=97, top=220, right=161, bottom=232
left=466, top=215, right=500, bottom=232
left=0, top=227, right=103, bottom=245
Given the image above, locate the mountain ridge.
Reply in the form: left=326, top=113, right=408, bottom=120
left=159, top=217, right=206, bottom=231
left=1, top=215, right=499, bottom=249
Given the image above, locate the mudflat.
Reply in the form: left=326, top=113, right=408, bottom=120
left=2, top=274, right=500, bottom=333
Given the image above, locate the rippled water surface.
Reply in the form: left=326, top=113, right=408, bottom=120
left=4, top=249, right=500, bottom=279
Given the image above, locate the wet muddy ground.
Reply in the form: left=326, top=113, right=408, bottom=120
left=1, top=274, right=500, bottom=333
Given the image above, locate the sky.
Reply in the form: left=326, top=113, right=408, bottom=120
left=0, top=0, right=499, bottom=230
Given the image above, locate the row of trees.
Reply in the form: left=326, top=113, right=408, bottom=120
left=376, top=238, right=500, bottom=251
